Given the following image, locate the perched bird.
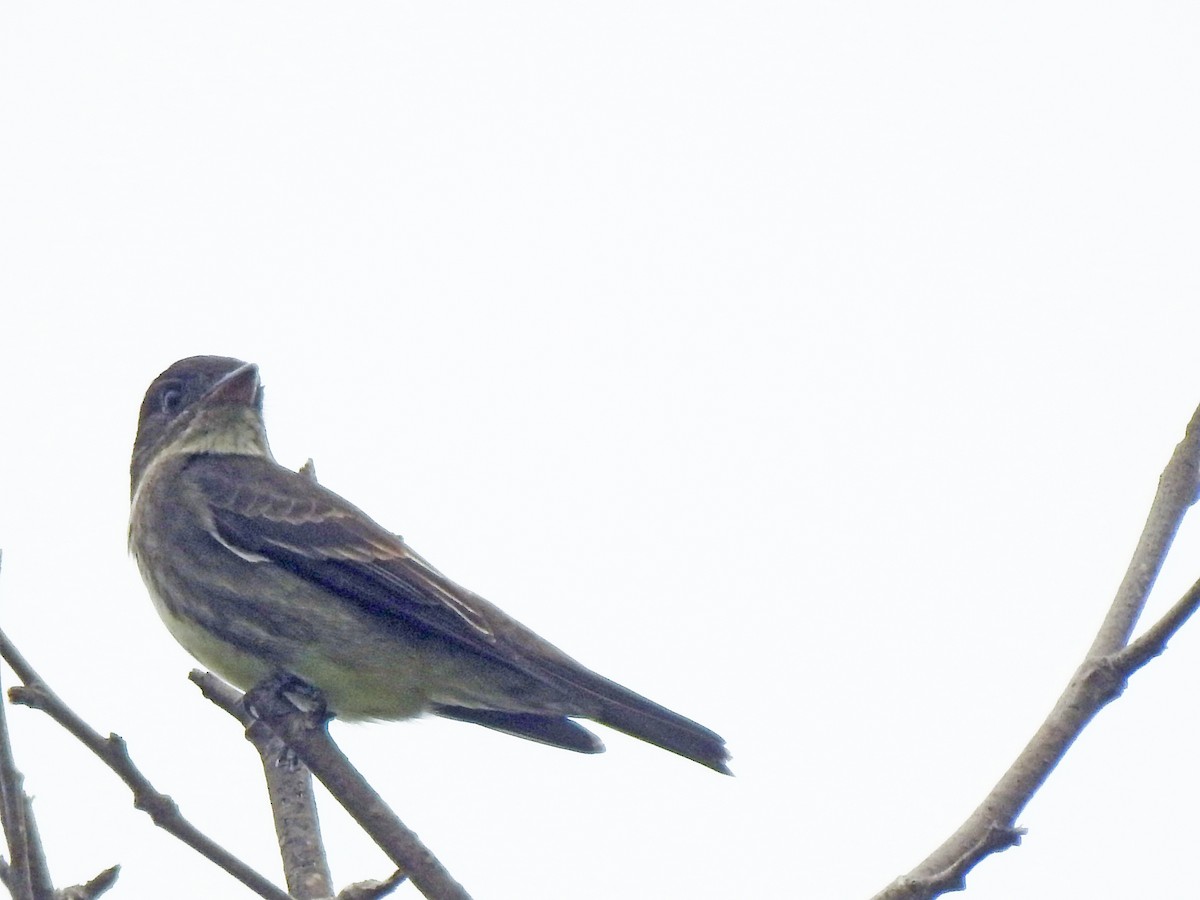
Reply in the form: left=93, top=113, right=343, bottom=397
left=129, top=356, right=730, bottom=773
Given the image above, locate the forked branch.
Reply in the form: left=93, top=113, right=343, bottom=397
left=873, top=401, right=1200, bottom=900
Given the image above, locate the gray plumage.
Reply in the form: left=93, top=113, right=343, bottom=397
left=129, top=355, right=731, bottom=774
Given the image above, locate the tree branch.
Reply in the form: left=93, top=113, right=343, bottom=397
left=54, top=864, right=120, bottom=900
left=872, top=399, right=1200, bottom=900
left=192, top=670, right=471, bottom=900
left=0, top=628, right=292, bottom=900
left=0, top=551, right=49, bottom=900
left=192, top=671, right=337, bottom=899
left=1088, top=401, right=1200, bottom=656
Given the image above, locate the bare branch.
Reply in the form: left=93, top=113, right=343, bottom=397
left=0, top=551, right=57, bottom=900
left=18, top=792, right=55, bottom=900
left=195, top=672, right=336, bottom=899
left=0, top=692, right=37, bottom=900
left=0, top=629, right=292, bottom=900
left=336, top=870, right=407, bottom=900
left=0, top=552, right=42, bottom=900
left=1088, top=401, right=1200, bottom=656
left=257, top=731, right=334, bottom=900
left=872, top=400, right=1200, bottom=900
left=193, top=670, right=471, bottom=900
left=55, top=864, right=120, bottom=900
left=1113, top=574, right=1200, bottom=671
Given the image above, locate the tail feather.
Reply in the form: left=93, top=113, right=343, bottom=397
left=433, top=696, right=731, bottom=774
left=531, top=651, right=732, bottom=774
left=593, top=696, right=732, bottom=775
left=433, top=706, right=605, bottom=754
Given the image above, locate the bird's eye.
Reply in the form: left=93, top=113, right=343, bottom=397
left=159, top=384, right=184, bottom=415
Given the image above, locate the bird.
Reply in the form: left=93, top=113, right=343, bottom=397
left=129, top=355, right=730, bottom=774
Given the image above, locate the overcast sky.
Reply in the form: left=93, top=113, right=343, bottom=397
left=2, top=4, right=1200, bottom=899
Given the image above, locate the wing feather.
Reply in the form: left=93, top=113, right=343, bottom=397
left=183, top=456, right=731, bottom=774
left=190, top=456, right=499, bottom=646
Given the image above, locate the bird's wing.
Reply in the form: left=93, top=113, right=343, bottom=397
left=186, top=455, right=731, bottom=771
left=187, top=454, right=511, bottom=663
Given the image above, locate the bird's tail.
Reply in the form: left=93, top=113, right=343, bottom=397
left=590, top=686, right=732, bottom=775
left=437, top=670, right=731, bottom=773
left=522, top=639, right=732, bottom=774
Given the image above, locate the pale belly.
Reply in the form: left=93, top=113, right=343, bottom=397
left=133, top=549, right=555, bottom=722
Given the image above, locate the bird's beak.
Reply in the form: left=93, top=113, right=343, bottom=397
left=203, top=362, right=261, bottom=408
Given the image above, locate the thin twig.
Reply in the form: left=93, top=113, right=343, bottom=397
left=0, top=551, right=53, bottom=900
left=16, top=792, right=53, bottom=900
left=1113, top=574, right=1200, bottom=671
left=198, top=678, right=407, bottom=900
left=1088, top=402, right=1200, bottom=656
left=872, top=400, right=1200, bottom=900
left=335, top=869, right=407, bottom=900
left=0, top=665, right=36, bottom=900
left=55, top=864, right=120, bottom=900
left=0, top=629, right=292, bottom=900
left=256, top=731, right=334, bottom=900
left=193, top=670, right=471, bottom=900
left=196, top=672, right=336, bottom=899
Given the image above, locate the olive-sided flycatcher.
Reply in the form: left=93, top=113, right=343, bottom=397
left=129, top=356, right=730, bottom=773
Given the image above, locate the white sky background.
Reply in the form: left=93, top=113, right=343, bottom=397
left=1, top=4, right=1200, bottom=898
